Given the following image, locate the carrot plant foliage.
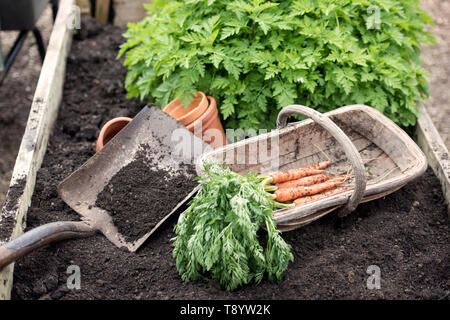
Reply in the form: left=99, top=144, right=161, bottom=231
left=119, top=0, right=435, bottom=129
left=172, top=162, right=293, bottom=291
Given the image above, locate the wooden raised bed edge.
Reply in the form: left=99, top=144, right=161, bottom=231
left=0, top=5, right=449, bottom=298
left=415, top=104, right=450, bottom=211
left=0, top=0, right=74, bottom=300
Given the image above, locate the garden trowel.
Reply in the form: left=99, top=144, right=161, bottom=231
left=0, top=105, right=211, bottom=270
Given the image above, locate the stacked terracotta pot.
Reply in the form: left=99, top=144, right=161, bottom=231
left=163, top=92, right=227, bottom=149
left=96, top=92, right=227, bottom=152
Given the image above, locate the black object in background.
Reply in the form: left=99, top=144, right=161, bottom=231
left=0, top=0, right=59, bottom=85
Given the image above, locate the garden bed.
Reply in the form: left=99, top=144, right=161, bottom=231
left=6, top=17, right=448, bottom=300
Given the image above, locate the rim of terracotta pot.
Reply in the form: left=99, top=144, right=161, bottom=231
left=163, top=91, right=208, bottom=126
left=186, top=96, right=227, bottom=148
left=96, top=117, right=132, bottom=152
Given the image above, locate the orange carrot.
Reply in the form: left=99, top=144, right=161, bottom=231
left=276, top=174, right=335, bottom=189
left=269, top=160, right=331, bottom=184
left=274, top=176, right=345, bottom=202
left=307, top=160, right=331, bottom=170
left=293, top=186, right=351, bottom=206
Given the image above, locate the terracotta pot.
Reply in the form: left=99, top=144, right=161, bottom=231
left=96, top=117, right=132, bottom=152
left=186, top=96, right=227, bottom=149
left=95, top=94, right=226, bottom=152
left=163, top=91, right=208, bottom=127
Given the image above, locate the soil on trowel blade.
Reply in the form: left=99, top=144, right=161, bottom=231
left=95, top=147, right=197, bottom=243
left=11, top=17, right=449, bottom=300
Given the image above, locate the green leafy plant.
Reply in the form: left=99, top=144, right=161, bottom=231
left=119, top=0, right=435, bottom=129
left=172, top=162, right=293, bottom=291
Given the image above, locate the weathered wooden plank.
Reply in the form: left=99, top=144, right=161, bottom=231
left=0, top=0, right=74, bottom=300
left=95, top=0, right=111, bottom=24
left=416, top=104, right=450, bottom=211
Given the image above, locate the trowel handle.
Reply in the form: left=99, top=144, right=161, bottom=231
left=0, top=221, right=95, bottom=270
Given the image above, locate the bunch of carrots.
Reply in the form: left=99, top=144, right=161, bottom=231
left=259, top=160, right=350, bottom=208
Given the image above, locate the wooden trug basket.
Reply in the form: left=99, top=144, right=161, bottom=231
left=196, top=105, right=428, bottom=232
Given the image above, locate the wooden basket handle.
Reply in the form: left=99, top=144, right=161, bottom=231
left=277, top=105, right=367, bottom=216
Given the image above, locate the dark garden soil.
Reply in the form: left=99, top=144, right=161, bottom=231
left=95, top=146, right=197, bottom=243
left=11, top=18, right=449, bottom=300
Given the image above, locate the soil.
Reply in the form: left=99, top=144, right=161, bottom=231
left=420, top=0, right=450, bottom=148
left=95, top=146, right=197, bottom=243
left=9, top=17, right=449, bottom=300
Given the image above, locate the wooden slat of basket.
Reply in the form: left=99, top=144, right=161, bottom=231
left=276, top=207, right=340, bottom=232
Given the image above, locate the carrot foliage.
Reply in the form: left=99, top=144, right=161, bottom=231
left=172, top=162, right=293, bottom=291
